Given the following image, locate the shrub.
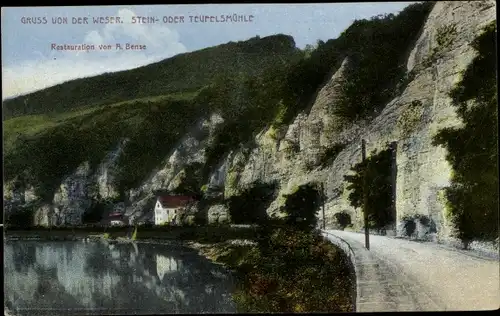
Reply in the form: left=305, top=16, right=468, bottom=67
left=397, top=100, right=424, bottom=137
left=436, top=23, right=458, bottom=49
left=401, top=215, right=417, bottom=238
left=232, top=227, right=354, bottom=313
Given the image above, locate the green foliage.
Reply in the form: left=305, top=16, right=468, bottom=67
left=343, top=145, right=395, bottom=229
left=278, top=40, right=343, bottom=127
left=202, top=61, right=294, bottom=175
left=82, top=200, right=107, bottom=224
left=334, top=212, right=352, bottom=230
left=131, top=226, right=138, bottom=240
left=332, top=2, right=434, bottom=122
left=115, top=99, right=203, bottom=192
left=423, top=23, right=458, bottom=68
left=401, top=214, right=433, bottom=238
left=3, top=35, right=299, bottom=120
left=281, top=183, right=321, bottom=230
left=436, top=23, right=458, bottom=49
left=231, top=227, right=354, bottom=313
left=171, top=162, right=204, bottom=197
left=3, top=94, right=207, bottom=200
left=318, top=143, right=346, bottom=168
left=5, top=205, right=35, bottom=229
left=226, top=181, right=278, bottom=224
left=432, top=21, right=498, bottom=246
left=200, top=184, right=209, bottom=193
left=397, top=100, right=424, bottom=137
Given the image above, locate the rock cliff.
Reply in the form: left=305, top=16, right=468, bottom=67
left=207, top=1, right=497, bottom=243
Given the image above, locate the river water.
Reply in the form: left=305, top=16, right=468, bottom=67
left=4, top=240, right=236, bottom=315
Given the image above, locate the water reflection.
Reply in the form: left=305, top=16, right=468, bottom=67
left=4, top=241, right=236, bottom=315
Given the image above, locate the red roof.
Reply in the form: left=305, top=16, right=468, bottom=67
left=157, top=195, right=195, bottom=208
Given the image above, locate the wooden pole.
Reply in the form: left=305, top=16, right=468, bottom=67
left=321, top=183, right=326, bottom=230
left=390, top=141, right=398, bottom=233
left=362, top=139, right=370, bottom=250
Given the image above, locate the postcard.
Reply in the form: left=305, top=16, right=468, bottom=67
left=2, top=2, right=498, bottom=315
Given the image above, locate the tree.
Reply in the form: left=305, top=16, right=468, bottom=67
left=226, top=181, right=277, bottom=224
left=173, top=162, right=204, bottom=197
left=282, top=183, right=321, bottom=231
left=344, top=146, right=394, bottom=229
left=334, top=212, right=352, bottom=230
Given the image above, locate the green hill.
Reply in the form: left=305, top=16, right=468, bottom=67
left=2, top=34, right=300, bottom=120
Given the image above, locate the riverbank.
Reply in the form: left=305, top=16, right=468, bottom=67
left=6, top=226, right=356, bottom=313
left=187, top=227, right=356, bottom=313
left=4, top=225, right=259, bottom=243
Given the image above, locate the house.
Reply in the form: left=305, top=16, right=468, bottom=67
left=154, top=195, right=195, bottom=226
left=108, top=212, right=127, bottom=227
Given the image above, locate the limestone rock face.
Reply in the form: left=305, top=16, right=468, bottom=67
left=96, top=138, right=129, bottom=200
left=28, top=139, right=129, bottom=226
left=50, top=162, right=93, bottom=226
left=213, top=1, right=496, bottom=241
left=125, top=113, right=225, bottom=223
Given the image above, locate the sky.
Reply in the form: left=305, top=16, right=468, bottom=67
left=1, top=3, right=415, bottom=99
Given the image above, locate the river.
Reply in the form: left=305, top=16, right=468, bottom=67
left=4, top=240, right=236, bottom=315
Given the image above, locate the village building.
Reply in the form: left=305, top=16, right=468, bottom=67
left=154, top=195, right=195, bottom=226
left=108, top=212, right=127, bottom=227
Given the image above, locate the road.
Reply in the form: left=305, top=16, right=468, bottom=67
left=324, top=230, right=499, bottom=311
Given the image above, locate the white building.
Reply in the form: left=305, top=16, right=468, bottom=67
left=154, top=195, right=195, bottom=226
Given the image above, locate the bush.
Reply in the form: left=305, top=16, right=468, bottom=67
left=319, top=143, right=346, bottom=168
left=232, top=227, right=354, bottom=313
left=401, top=215, right=417, bottom=238
left=5, top=206, right=34, bottom=229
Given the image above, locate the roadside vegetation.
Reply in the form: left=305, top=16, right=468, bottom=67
left=196, top=182, right=356, bottom=313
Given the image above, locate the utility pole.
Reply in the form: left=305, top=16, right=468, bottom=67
left=362, top=139, right=370, bottom=250
left=321, top=182, right=326, bottom=230
left=390, top=141, right=398, bottom=233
